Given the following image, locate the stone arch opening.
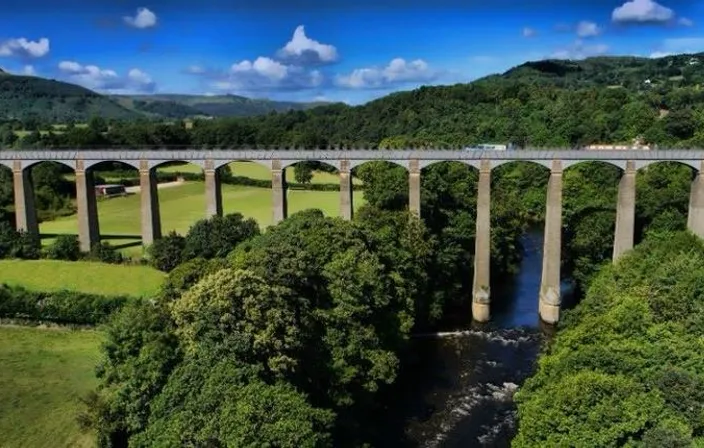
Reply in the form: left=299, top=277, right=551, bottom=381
left=19, top=161, right=79, bottom=251
left=0, top=164, right=15, bottom=230
left=419, top=160, right=479, bottom=227
left=352, top=160, right=408, bottom=212
left=83, top=160, right=142, bottom=254
left=560, top=161, right=624, bottom=296
left=284, top=160, right=354, bottom=220
left=150, top=160, right=208, bottom=238
left=634, top=160, right=697, bottom=243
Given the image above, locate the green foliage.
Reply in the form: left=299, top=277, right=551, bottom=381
left=87, top=242, right=124, bottom=264
left=181, top=212, right=260, bottom=260
left=147, top=231, right=185, bottom=272
left=514, top=231, right=704, bottom=446
left=158, top=257, right=228, bottom=302
left=44, top=234, right=80, bottom=261
left=0, top=284, right=131, bottom=325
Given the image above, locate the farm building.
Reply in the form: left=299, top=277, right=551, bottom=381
left=95, top=184, right=127, bottom=197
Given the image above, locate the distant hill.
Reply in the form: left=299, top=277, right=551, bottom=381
left=0, top=70, right=332, bottom=123
left=499, top=53, right=704, bottom=88
left=111, top=94, right=332, bottom=118
left=0, top=72, right=141, bottom=122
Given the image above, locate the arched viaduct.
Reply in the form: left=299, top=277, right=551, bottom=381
left=2, top=149, right=704, bottom=324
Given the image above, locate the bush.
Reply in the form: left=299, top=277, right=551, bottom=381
left=182, top=213, right=260, bottom=260
left=0, top=222, right=41, bottom=259
left=0, top=284, right=132, bottom=325
left=88, top=242, right=124, bottom=264
left=148, top=232, right=186, bottom=272
left=44, top=234, right=80, bottom=260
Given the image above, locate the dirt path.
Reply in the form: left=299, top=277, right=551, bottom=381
left=124, top=180, right=185, bottom=194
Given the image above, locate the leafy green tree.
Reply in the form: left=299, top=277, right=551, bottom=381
left=182, top=213, right=259, bottom=260
left=148, top=231, right=185, bottom=272
left=44, top=234, right=80, bottom=260
left=294, top=162, right=314, bottom=184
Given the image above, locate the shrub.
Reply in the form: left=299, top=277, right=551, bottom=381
left=182, top=213, right=260, bottom=261
left=0, top=284, right=132, bottom=325
left=148, top=232, right=186, bottom=272
left=88, top=242, right=124, bottom=264
left=44, top=234, right=80, bottom=260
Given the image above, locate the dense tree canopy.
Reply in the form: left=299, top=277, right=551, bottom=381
left=514, top=231, right=704, bottom=447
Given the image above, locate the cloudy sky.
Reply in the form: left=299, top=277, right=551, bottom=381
left=0, top=0, right=702, bottom=104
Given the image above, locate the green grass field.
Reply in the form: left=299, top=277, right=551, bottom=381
left=40, top=182, right=365, bottom=256
left=0, top=326, right=102, bottom=448
left=159, top=161, right=363, bottom=185
left=0, top=260, right=164, bottom=297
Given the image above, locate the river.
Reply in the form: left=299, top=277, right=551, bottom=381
left=375, top=229, right=573, bottom=447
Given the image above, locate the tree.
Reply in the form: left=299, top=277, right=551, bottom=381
left=148, top=231, right=186, bottom=272
left=182, top=213, right=259, bottom=261
left=294, top=162, right=314, bottom=184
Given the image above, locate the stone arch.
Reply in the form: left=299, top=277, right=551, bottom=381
left=22, top=159, right=76, bottom=172
left=213, top=159, right=271, bottom=170
left=561, top=159, right=625, bottom=172
left=420, top=159, right=482, bottom=171
left=84, top=159, right=141, bottom=171
left=349, top=159, right=407, bottom=171
left=634, top=159, right=700, bottom=173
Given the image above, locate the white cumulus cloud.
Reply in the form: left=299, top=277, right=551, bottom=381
left=336, top=58, right=438, bottom=89
left=123, top=7, right=157, bottom=29
left=576, top=21, right=601, bottom=37
left=679, top=17, right=694, bottom=27
left=0, top=37, right=50, bottom=58
left=612, top=0, right=674, bottom=24
left=211, top=56, right=322, bottom=93
left=22, top=65, right=36, bottom=76
left=276, top=25, right=338, bottom=65
left=58, top=60, right=156, bottom=93
left=649, top=38, right=704, bottom=57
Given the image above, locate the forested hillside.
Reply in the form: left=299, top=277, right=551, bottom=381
left=6, top=53, right=704, bottom=149
left=0, top=73, right=330, bottom=123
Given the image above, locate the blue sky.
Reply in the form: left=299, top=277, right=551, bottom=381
left=0, top=0, right=703, bottom=104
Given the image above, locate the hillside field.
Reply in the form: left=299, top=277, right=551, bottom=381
left=0, top=326, right=102, bottom=448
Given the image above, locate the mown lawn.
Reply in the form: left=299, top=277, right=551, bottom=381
left=159, top=161, right=363, bottom=185
left=0, top=260, right=164, bottom=297
left=40, top=182, right=365, bottom=256
left=0, top=326, right=102, bottom=448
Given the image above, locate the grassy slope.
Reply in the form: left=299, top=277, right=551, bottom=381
left=0, top=260, right=164, bottom=297
left=0, top=326, right=102, bottom=448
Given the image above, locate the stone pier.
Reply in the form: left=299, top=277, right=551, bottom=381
left=539, top=160, right=563, bottom=324
left=409, top=159, right=421, bottom=216
left=613, top=160, right=636, bottom=260
left=688, top=162, right=704, bottom=238
left=339, top=160, right=353, bottom=220
left=472, top=160, right=492, bottom=322
left=12, top=161, right=38, bottom=235
left=139, top=160, right=162, bottom=245
left=204, top=160, right=223, bottom=218
left=272, top=160, right=287, bottom=224
left=75, top=160, right=100, bottom=252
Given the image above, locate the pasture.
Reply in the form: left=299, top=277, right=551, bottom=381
left=0, top=260, right=164, bottom=297
left=40, top=182, right=366, bottom=256
left=0, top=326, right=102, bottom=448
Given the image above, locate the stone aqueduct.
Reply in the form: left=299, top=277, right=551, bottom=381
left=2, top=149, right=704, bottom=324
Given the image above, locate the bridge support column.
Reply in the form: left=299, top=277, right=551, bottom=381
left=139, top=160, right=161, bottom=246
left=472, top=160, right=492, bottom=322
left=539, top=160, right=563, bottom=325
left=204, top=160, right=223, bottom=218
left=272, top=160, right=287, bottom=224
left=12, top=161, right=38, bottom=235
left=409, top=159, right=421, bottom=216
left=613, top=160, right=636, bottom=261
left=75, top=161, right=100, bottom=252
left=340, top=160, right=353, bottom=220
left=687, top=162, right=704, bottom=238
